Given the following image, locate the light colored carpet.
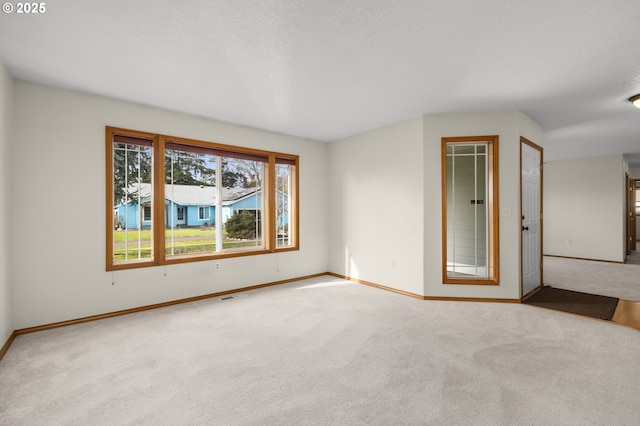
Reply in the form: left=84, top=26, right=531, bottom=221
left=1, top=275, right=639, bottom=425
left=625, top=248, right=640, bottom=265
left=543, top=255, right=640, bottom=301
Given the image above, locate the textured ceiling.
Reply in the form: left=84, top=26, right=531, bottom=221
left=1, top=0, right=640, bottom=165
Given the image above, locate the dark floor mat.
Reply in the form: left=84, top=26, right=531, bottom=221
left=524, top=286, right=619, bottom=320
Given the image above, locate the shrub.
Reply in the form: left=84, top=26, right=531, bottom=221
left=225, top=211, right=260, bottom=240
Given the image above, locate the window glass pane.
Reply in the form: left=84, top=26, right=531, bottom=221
left=222, top=158, right=265, bottom=251
left=143, top=206, right=152, bottom=221
left=112, top=142, right=153, bottom=263
left=276, top=163, right=293, bottom=247
left=445, top=142, right=491, bottom=279
left=163, top=149, right=266, bottom=257
left=453, top=145, right=475, bottom=155
left=164, top=148, right=217, bottom=256
left=198, top=206, right=209, bottom=221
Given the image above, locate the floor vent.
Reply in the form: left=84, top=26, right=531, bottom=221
left=219, top=295, right=235, bottom=301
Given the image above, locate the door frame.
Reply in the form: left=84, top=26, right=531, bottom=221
left=631, top=178, right=638, bottom=252
left=626, top=174, right=630, bottom=255
left=520, top=137, right=544, bottom=300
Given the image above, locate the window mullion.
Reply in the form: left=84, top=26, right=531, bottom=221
left=473, top=146, right=478, bottom=276
left=137, top=147, right=143, bottom=260
left=484, top=148, right=489, bottom=277
left=123, top=145, right=129, bottom=262
left=169, top=152, right=175, bottom=255
left=266, top=155, right=276, bottom=252
left=451, top=150, right=456, bottom=275
left=154, top=136, right=165, bottom=265
left=215, top=155, right=223, bottom=253
left=287, top=168, right=292, bottom=246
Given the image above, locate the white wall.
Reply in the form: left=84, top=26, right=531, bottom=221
left=12, top=81, right=329, bottom=329
left=0, top=61, right=14, bottom=344
left=543, top=155, right=625, bottom=262
left=424, top=111, right=542, bottom=299
left=327, top=117, right=425, bottom=295
left=328, top=110, right=542, bottom=300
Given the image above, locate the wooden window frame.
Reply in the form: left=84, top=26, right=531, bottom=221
left=273, top=156, right=299, bottom=251
left=106, top=126, right=299, bottom=271
left=441, top=135, right=500, bottom=285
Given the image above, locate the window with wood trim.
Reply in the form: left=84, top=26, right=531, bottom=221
left=106, top=127, right=299, bottom=270
left=442, top=136, right=499, bottom=285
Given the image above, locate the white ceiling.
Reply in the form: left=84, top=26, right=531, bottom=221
left=1, top=1, right=640, bottom=166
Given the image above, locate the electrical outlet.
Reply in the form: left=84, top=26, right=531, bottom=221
left=215, top=263, right=221, bottom=270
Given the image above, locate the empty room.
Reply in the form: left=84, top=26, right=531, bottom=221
left=1, top=1, right=640, bottom=424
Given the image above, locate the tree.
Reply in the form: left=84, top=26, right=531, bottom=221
left=224, top=159, right=263, bottom=188
left=113, top=143, right=152, bottom=204
left=225, top=211, right=260, bottom=239
left=221, top=159, right=248, bottom=188
left=164, top=151, right=255, bottom=188
left=165, top=150, right=216, bottom=186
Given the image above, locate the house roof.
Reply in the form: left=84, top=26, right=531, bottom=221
left=125, top=184, right=258, bottom=206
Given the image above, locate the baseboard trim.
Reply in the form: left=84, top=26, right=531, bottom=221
left=521, top=285, right=544, bottom=302
left=14, top=272, right=328, bottom=336
left=327, top=272, right=520, bottom=303
left=544, top=254, right=624, bottom=264
left=327, top=272, right=425, bottom=300
left=0, top=331, right=17, bottom=362
left=424, top=295, right=521, bottom=303
left=4, top=271, right=520, bottom=359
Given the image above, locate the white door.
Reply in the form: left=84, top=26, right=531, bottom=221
left=521, top=140, right=542, bottom=296
left=177, top=207, right=186, bottom=226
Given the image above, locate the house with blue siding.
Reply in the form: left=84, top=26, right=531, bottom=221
left=114, top=184, right=261, bottom=230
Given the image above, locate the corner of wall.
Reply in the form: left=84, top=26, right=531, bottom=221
left=0, top=59, right=15, bottom=346
left=326, top=116, right=425, bottom=296
left=516, top=110, right=544, bottom=146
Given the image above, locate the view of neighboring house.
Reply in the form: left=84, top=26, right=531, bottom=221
left=114, top=184, right=261, bottom=229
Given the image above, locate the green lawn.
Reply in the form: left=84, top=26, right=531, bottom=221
left=113, top=228, right=216, bottom=242
left=113, top=228, right=260, bottom=262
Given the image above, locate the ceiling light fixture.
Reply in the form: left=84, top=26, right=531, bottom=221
left=630, top=94, right=640, bottom=109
